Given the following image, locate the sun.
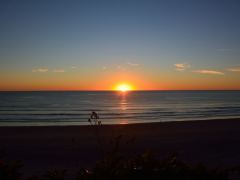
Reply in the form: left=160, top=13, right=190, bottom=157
left=114, top=83, right=133, bottom=92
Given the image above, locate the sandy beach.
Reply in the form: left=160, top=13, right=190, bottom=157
left=1, top=118, right=240, bottom=176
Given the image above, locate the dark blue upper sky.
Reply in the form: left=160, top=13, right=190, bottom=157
left=1, top=0, right=240, bottom=90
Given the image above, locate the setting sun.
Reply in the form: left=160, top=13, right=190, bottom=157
left=114, top=84, right=133, bottom=92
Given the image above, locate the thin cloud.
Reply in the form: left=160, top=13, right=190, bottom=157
left=102, top=66, right=107, bottom=70
left=193, top=70, right=224, bottom=75
left=53, top=69, right=65, bottom=73
left=32, top=68, right=48, bottom=73
left=174, top=63, right=191, bottom=71
left=117, top=65, right=126, bottom=71
left=127, top=62, right=140, bottom=67
left=70, top=66, right=78, bottom=69
left=227, top=67, right=240, bottom=72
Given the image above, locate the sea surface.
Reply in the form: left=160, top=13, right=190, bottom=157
left=0, top=91, right=240, bottom=126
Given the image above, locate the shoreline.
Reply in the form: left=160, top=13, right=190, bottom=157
left=1, top=117, right=240, bottom=127
left=1, top=118, right=240, bottom=176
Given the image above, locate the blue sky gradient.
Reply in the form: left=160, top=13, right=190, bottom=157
left=1, top=0, right=240, bottom=90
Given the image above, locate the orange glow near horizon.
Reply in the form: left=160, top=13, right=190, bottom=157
left=1, top=69, right=240, bottom=91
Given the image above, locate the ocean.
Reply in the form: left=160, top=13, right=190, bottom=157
left=0, top=91, right=240, bottom=126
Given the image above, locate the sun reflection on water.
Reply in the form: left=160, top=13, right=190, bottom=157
left=119, top=120, right=129, bottom=125
left=115, top=91, right=131, bottom=124
left=119, top=91, right=128, bottom=111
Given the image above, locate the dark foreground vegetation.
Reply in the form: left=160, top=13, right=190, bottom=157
left=1, top=146, right=240, bottom=180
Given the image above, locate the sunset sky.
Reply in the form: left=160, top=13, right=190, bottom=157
left=1, top=0, right=240, bottom=91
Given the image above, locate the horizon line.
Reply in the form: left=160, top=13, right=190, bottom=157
left=0, top=89, right=240, bottom=92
